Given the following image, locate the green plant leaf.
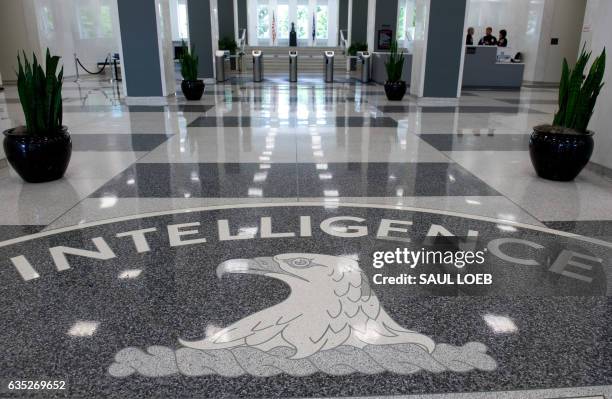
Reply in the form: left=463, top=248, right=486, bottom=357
left=15, top=48, right=63, bottom=135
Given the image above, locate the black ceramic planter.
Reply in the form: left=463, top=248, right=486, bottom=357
left=181, top=79, right=205, bottom=101
left=384, top=81, right=407, bottom=101
left=3, top=126, right=72, bottom=183
left=529, top=124, right=594, bottom=181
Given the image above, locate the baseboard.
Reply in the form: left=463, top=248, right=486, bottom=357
left=124, top=96, right=172, bottom=106
left=586, top=162, right=612, bottom=179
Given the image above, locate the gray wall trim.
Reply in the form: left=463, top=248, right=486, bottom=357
left=117, top=0, right=163, bottom=97
left=422, top=0, right=467, bottom=97
left=374, top=0, right=398, bottom=51
left=188, top=0, right=214, bottom=79
left=351, top=0, right=368, bottom=44
left=218, top=0, right=235, bottom=40
left=237, top=0, right=248, bottom=43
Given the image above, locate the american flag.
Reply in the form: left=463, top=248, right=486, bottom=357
left=271, top=12, right=276, bottom=45
left=312, top=12, right=316, bottom=43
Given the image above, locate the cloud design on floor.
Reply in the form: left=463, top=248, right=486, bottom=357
left=108, top=254, right=498, bottom=377
left=109, top=343, right=497, bottom=377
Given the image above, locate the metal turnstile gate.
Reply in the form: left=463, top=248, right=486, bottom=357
left=289, top=51, right=298, bottom=82
left=357, top=51, right=371, bottom=83
left=324, top=51, right=334, bottom=83
left=252, top=50, right=263, bottom=82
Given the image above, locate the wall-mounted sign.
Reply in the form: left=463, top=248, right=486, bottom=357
left=377, top=29, right=393, bottom=50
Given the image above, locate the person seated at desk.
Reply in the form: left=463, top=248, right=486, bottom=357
left=478, top=27, right=497, bottom=46
left=498, top=29, right=508, bottom=47
left=466, top=27, right=474, bottom=45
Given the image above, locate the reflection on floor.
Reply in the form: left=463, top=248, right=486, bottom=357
left=2, top=75, right=611, bottom=234
left=0, top=75, right=610, bottom=398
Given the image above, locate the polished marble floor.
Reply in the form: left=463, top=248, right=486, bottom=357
left=0, top=75, right=610, bottom=398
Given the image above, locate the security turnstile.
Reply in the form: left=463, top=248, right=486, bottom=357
left=252, top=50, right=263, bottom=82
left=215, top=50, right=230, bottom=82
left=289, top=51, right=298, bottom=82
left=324, top=51, right=334, bottom=83
left=357, top=51, right=371, bottom=83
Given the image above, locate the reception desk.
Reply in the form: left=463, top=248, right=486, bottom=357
left=462, top=46, right=524, bottom=89
left=371, top=52, right=412, bottom=84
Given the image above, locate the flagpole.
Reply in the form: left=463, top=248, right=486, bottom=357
left=271, top=12, right=276, bottom=46
left=312, top=12, right=316, bottom=47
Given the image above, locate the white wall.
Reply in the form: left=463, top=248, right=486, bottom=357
left=467, top=0, right=544, bottom=81
left=467, top=0, right=586, bottom=83
left=0, top=0, right=42, bottom=81
left=409, top=0, right=429, bottom=97
left=535, top=0, right=586, bottom=82
left=581, top=0, right=612, bottom=169
left=0, top=0, right=121, bottom=79
left=156, top=0, right=177, bottom=96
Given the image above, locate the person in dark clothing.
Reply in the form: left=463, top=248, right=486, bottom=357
left=478, top=27, right=497, bottom=46
left=466, top=27, right=474, bottom=45
left=497, top=29, right=508, bottom=47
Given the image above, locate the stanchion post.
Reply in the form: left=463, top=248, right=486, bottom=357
left=108, top=53, right=115, bottom=83
left=73, top=53, right=80, bottom=83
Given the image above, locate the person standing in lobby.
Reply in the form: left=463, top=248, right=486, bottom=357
left=497, top=29, right=508, bottom=47
left=478, top=27, right=497, bottom=45
left=466, top=27, right=475, bottom=45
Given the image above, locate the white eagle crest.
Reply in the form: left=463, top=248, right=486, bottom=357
left=179, top=253, right=436, bottom=358
left=109, top=253, right=497, bottom=377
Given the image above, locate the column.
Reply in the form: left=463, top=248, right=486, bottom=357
left=350, top=0, right=369, bottom=44
left=188, top=0, right=216, bottom=79
left=374, top=0, right=398, bottom=51
left=218, top=0, right=235, bottom=40
left=117, top=0, right=176, bottom=98
left=237, top=0, right=248, bottom=42
left=410, top=0, right=467, bottom=98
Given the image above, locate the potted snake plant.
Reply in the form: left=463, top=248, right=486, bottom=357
left=529, top=46, right=606, bottom=181
left=3, top=49, right=71, bottom=183
left=384, top=40, right=406, bottom=101
left=348, top=41, right=368, bottom=70
left=179, top=40, right=204, bottom=101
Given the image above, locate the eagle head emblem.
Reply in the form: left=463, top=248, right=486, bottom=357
left=179, top=253, right=436, bottom=359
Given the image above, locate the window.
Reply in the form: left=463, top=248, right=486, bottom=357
left=397, top=5, right=406, bottom=41
left=257, top=6, right=270, bottom=39
left=78, top=6, right=97, bottom=39
left=77, top=1, right=113, bottom=39
left=178, top=1, right=189, bottom=39
left=100, top=5, right=113, bottom=38
left=316, top=5, right=328, bottom=39
left=397, top=0, right=416, bottom=48
left=277, top=4, right=289, bottom=39
left=296, top=5, right=308, bottom=39
left=40, top=6, right=55, bottom=36
left=248, top=0, right=337, bottom=46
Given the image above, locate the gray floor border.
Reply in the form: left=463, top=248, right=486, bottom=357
left=304, top=385, right=611, bottom=399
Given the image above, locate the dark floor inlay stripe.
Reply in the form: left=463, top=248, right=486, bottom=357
left=297, top=162, right=500, bottom=197
left=496, top=99, right=559, bottom=105
left=377, top=105, right=546, bottom=114
left=70, top=134, right=172, bottom=151
left=89, top=162, right=499, bottom=199
left=543, top=220, right=612, bottom=238
left=188, top=116, right=398, bottom=128
left=63, top=104, right=215, bottom=113
left=0, top=225, right=45, bottom=241
left=418, top=134, right=531, bottom=151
